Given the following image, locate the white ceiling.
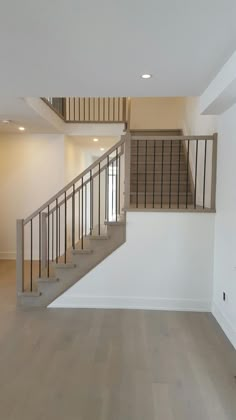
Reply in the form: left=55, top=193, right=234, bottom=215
left=0, top=0, right=236, bottom=97
left=0, top=98, right=60, bottom=133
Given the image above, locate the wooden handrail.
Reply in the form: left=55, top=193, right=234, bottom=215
left=132, top=135, right=215, bottom=141
left=47, top=151, right=123, bottom=217
left=24, top=137, right=125, bottom=225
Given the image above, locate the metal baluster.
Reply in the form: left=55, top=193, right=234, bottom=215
left=118, top=154, right=121, bottom=215
left=78, top=187, right=80, bottom=241
left=72, top=184, right=75, bottom=249
left=64, top=192, right=67, bottom=263
left=144, top=140, right=147, bottom=208
left=56, top=198, right=58, bottom=263
left=169, top=141, right=172, bottom=208
left=47, top=206, right=50, bottom=277
left=52, top=211, right=54, bottom=262
left=81, top=178, right=84, bottom=249
left=152, top=140, right=156, bottom=208
left=59, top=205, right=61, bottom=258
left=107, top=156, right=109, bottom=221
left=194, top=140, right=199, bottom=209
left=136, top=140, right=139, bottom=208
left=186, top=140, right=190, bottom=208
left=116, top=148, right=118, bottom=221
left=161, top=140, right=164, bottom=208
left=98, top=163, right=101, bottom=234
left=30, top=219, right=33, bottom=291
left=177, top=140, right=181, bottom=209
left=90, top=170, right=93, bottom=234
left=85, top=184, right=87, bottom=236
left=39, top=212, right=41, bottom=278
left=203, top=140, right=207, bottom=209
left=47, top=205, right=50, bottom=277
left=112, top=161, right=114, bottom=220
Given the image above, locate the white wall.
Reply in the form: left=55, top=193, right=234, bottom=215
left=50, top=212, right=215, bottom=311
left=212, top=103, right=236, bottom=349
left=0, top=134, right=65, bottom=259
left=183, top=97, right=217, bottom=208
left=0, top=133, right=120, bottom=259
left=183, top=97, right=217, bottom=135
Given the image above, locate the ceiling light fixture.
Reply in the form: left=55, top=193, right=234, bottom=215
left=100, top=147, right=105, bottom=151
left=141, top=74, right=152, bottom=79
left=1, top=119, right=10, bottom=124
left=18, top=126, right=25, bottom=131
left=93, top=138, right=99, bottom=142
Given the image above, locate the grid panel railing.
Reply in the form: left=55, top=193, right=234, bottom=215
left=129, top=134, right=217, bottom=211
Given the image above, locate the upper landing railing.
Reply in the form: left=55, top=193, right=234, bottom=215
left=43, top=97, right=129, bottom=123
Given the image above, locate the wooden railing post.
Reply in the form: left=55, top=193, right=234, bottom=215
left=41, top=212, right=48, bottom=273
left=124, top=132, right=131, bottom=209
left=211, top=133, right=218, bottom=210
left=16, top=219, right=24, bottom=294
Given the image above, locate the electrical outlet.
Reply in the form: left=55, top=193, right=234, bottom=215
left=223, top=291, right=226, bottom=301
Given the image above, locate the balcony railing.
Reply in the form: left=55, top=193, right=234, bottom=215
left=43, top=97, right=128, bottom=123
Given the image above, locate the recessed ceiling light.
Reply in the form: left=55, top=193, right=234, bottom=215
left=141, top=74, right=152, bottom=79
left=1, top=120, right=10, bottom=124
left=93, top=138, right=99, bottom=142
left=18, top=126, right=25, bottom=131
left=100, top=147, right=105, bottom=151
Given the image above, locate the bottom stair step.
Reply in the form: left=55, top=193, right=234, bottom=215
left=18, top=291, right=41, bottom=297
left=54, top=263, right=76, bottom=269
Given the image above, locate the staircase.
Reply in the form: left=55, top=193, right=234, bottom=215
left=16, top=131, right=217, bottom=307
left=17, top=138, right=127, bottom=306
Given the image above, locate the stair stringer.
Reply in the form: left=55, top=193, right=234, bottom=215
left=17, top=222, right=126, bottom=307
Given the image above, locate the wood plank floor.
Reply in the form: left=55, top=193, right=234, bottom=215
left=0, top=260, right=236, bottom=420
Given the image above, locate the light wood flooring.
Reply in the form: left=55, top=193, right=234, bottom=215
left=0, top=260, right=236, bottom=420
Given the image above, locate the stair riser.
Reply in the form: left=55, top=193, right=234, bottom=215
left=131, top=146, right=185, bottom=153
left=131, top=163, right=188, bottom=172
left=131, top=174, right=191, bottom=183
left=130, top=184, right=191, bottom=193
left=130, top=195, right=193, bottom=205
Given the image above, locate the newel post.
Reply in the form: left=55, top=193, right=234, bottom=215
left=124, top=131, right=131, bottom=210
left=211, top=133, right=218, bottom=210
left=16, top=219, right=24, bottom=294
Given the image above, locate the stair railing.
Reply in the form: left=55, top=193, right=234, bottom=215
left=42, top=97, right=129, bottom=123
left=129, top=133, right=217, bottom=210
left=16, top=135, right=129, bottom=295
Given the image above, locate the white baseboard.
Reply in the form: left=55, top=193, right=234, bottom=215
left=48, top=295, right=211, bottom=311
left=0, top=252, right=16, bottom=260
left=212, top=301, right=236, bottom=350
